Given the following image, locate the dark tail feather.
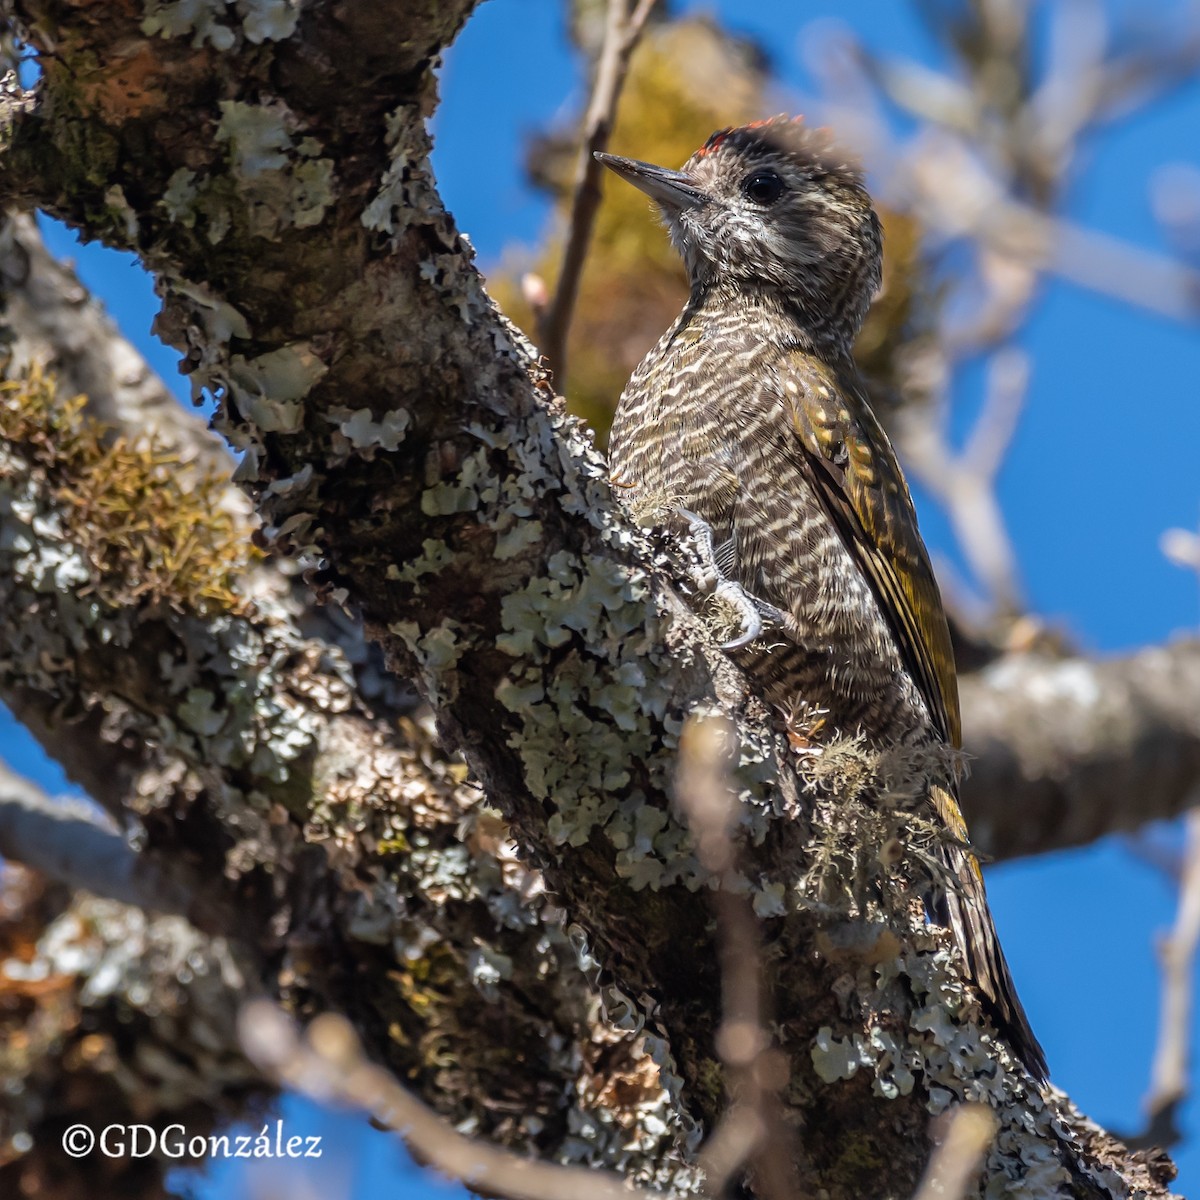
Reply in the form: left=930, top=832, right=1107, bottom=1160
left=931, top=786, right=1048, bottom=1082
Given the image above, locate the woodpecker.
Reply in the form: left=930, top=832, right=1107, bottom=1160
left=596, top=117, right=1047, bottom=1081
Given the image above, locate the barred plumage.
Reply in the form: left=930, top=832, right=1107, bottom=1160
left=598, top=117, right=1047, bottom=1081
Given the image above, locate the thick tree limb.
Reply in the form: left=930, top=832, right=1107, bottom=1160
left=0, top=373, right=679, bottom=1191
left=961, top=642, right=1200, bottom=861
left=0, top=211, right=686, bottom=1192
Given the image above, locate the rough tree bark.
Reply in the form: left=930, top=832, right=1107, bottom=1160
left=0, top=3, right=1186, bottom=1198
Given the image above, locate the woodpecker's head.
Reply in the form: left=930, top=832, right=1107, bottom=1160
left=596, top=117, right=882, bottom=344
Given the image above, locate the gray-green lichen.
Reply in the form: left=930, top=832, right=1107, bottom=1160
left=158, top=100, right=335, bottom=248
left=803, top=926, right=1152, bottom=1198
left=361, top=105, right=438, bottom=238
left=387, top=404, right=701, bottom=889
left=333, top=406, right=411, bottom=454
left=239, top=0, right=301, bottom=43
left=215, top=100, right=336, bottom=235
left=228, top=343, right=328, bottom=434
left=0, top=370, right=705, bottom=1186
left=142, top=0, right=300, bottom=51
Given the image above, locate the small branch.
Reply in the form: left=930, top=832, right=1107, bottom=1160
left=1092, top=24, right=1200, bottom=125
left=537, top=0, right=658, bottom=385
left=999, top=203, right=1200, bottom=324
left=907, top=138, right=1200, bottom=325
left=910, top=1104, right=998, bottom=1200
left=677, top=716, right=800, bottom=1200
left=962, top=347, right=1028, bottom=481
left=1152, top=163, right=1200, bottom=267
left=899, top=347, right=1029, bottom=616
left=0, top=759, right=195, bottom=915
left=239, top=1002, right=670, bottom=1200
left=1131, top=804, right=1200, bottom=1149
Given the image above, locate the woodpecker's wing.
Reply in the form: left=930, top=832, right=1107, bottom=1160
left=778, top=353, right=961, bottom=747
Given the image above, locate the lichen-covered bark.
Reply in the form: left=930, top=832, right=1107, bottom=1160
left=0, top=2, right=1180, bottom=1197
left=0, top=365, right=694, bottom=1194
left=0, top=866, right=261, bottom=1200
left=0, top=212, right=231, bottom=469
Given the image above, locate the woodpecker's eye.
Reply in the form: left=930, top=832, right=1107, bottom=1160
left=741, top=170, right=785, bottom=205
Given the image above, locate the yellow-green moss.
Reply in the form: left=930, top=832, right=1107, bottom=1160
left=0, top=365, right=259, bottom=614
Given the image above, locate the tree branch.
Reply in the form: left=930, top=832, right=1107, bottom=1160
left=898, top=348, right=1029, bottom=617
left=0, top=373, right=674, bottom=1182
left=0, top=867, right=263, bottom=1200
left=1132, top=805, right=1200, bottom=1150
left=960, top=642, right=1200, bottom=861
left=536, top=0, right=658, bottom=382
left=0, top=760, right=194, bottom=915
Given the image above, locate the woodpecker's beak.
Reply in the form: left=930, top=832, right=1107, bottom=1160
left=594, top=152, right=708, bottom=211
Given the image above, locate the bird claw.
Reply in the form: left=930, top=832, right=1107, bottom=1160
left=714, top=581, right=762, bottom=648
left=714, top=582, right=786, bottom=649
left=677, top=509, right=783, bottom=648
left=677, top=508, right=721, bottom=592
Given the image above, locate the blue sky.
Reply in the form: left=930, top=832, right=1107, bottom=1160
left=5, top=1, right=1200, bottom=1194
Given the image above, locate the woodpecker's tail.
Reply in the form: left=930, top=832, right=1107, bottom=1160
left=929, top=784, right=1048, bottom=1082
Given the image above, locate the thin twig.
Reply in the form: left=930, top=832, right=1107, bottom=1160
left=239, top=1001, right=670, bottom=1200
left=537, top=0, right=658, bottom=385
left=1131, top=804, right=1200, bottom=1149
left=898, top=347, right=1029, bottom=616
left=910, top=1103, right=998, bottom=1200
left=962, top=347, right=1028, bottom=480
left=676, top=715, right=801, bottom=1200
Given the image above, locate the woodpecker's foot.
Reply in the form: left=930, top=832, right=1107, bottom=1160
left=677, top=508, right=722, bottom=592
left=711, top=582, right=786, bottom=649
left=677, top=508, right=783, bottom=648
